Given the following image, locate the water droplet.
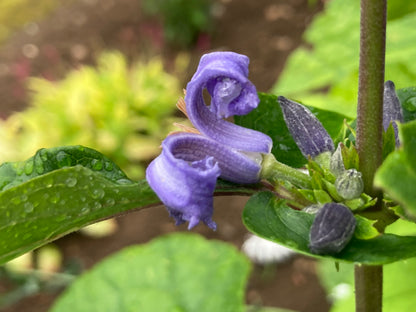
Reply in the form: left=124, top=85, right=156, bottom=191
left=56, top=151, right=72, bottom=167
left=91, top=188, right=105, bottom=199
left=11, top=196, right=21, bottom=205
left=80, top=205, right=91, bottom=215
left=49, top=193, right=60, bottom=204
left=92, top=201, right=102, bottom=209
left=403, top=96, right=416, bottom=112
left=116, top=178, right=133, bottom=185
left=20, top=194, right=28, bottom=202
left=65, top=177, right=77, bottom=187
left=91, top=159, right=103, bottom=171
left=24, top=202, right=34, bottom=213
left=24, top=161, right=34, bottom=175
left=104, top=161, right=113, bottom=171
left=40, top=150, right=48, bottom=161
left=104, top=198, right=115, bottom=206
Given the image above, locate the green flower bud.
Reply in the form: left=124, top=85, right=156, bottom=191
left=330, top=143, right=345, bottom=177
left=335, top=169, right=364, bottom=200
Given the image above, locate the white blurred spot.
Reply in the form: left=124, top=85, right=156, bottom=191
left=329, top=283, right=353, bottom=301
left=24, top=22, right=39, bottom=36
left=22, top=44, right=39, bottom=59
left=242, top=234, right=295, bottom=264
left=71, top=44, right=89, bottom=61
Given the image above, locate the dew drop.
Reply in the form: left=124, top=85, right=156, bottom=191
left=11, top=196, right=21, bottom=205
left=49, top=193, right=60, bottom=204
left=91, top=159, right=103, bottom=171
left=24, top=202, right=34, bottom=213
left=80, top=205, right=91, bottom=215
left=403, top=96, right=416, bottom=112
left=56, top=151, right=72, bottom=167
left=116, top=178, right=133, bottom=185
left=93, top=201, right=102, bottom=209
left=91, top=188, right=105, bottom=199
left=65, top=177, right=77, bottom=187
left=105, top=198, right=115, bottom=206
left=104, top=161, right=113, bottom=171
left=24, top=161, right=34, bottom=175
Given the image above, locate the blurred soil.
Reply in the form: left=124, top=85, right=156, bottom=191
left=0, top=0, right=331, bottom=311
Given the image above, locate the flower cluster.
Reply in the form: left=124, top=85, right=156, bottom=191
left=146, top=52, right=272, bottom=230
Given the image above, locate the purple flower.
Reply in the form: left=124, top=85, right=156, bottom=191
left=383, top=80, right=403, bottom=146
left=185, top=52, right=272, bottom=153
left=278, top=96, right=334, bottom=158
left=146, top=133, right=263, bottom=230
left=146, top=52, right=272, bottom=229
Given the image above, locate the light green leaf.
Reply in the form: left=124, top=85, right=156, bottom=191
left=271, top=0, right=416, bottom=119
left=375, top=120, right=416, bottom=219
left=243, top=192, right=416, bottom=264
left=51, top=233, right=251, bottom=312
left=354, top=215, right=379, bottom=240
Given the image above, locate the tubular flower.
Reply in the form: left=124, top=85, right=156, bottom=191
left=146, top=52, right=272, bottom=229
left=185, top=52, right=272, bottom=153
left=383, top=80, right=404, bottom=146
left=278, top=96, right=334, bottom=158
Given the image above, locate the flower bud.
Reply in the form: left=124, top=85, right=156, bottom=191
left=335, top=169, right=364, bottom=200
left=383, top=80, right=404, bottom=146
left=330, top=143, right=345, bottom=177
left=278, top=96, right=334, bottom=158
left=309, top=203, right=356, bottom=254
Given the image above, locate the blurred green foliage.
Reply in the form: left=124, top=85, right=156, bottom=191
left=142, top=0, right=213, bottom=47
left=0, top=52, right=183, bottom=178
left=0, top=0, right=71, bottom=44
left=271, top=0, right=416, bottom=118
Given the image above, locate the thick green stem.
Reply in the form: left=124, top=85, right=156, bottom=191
left=355, top=1, right=386, bottom=311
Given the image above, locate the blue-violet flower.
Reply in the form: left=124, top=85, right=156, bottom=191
left=146, top=52, right=272, bottom=230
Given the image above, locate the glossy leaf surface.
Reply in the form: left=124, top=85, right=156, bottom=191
left=243, top=192, right=416, bottom=264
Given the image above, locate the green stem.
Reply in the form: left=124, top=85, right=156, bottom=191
left=260, top=153, right=312, bottom=189
left=354, top=265, right=383, bottom=312
left=355, top=0, right=386, bottom=311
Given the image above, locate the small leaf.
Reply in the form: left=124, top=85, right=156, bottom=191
left=397, top=86, right=416, bottom=122
left=243, top=192, right=416, bottom=264
left=51, top=233, right=251, bottom=312
left=235, top=93, right=348, bottom=167
left=354, top=215, right=380, bottom=240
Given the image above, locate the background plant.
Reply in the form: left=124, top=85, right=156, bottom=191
left=141, top=0, right=214, bottom=47
left=0, top=51, right=183, bottom=179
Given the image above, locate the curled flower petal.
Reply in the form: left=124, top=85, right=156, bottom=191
left=146, top=133, right=263, bottom=229
left=278, top=96, right=334, bottom=158
left=185, top=51, right=272, bottom=153
left=383, top=80, right=404, bottom=145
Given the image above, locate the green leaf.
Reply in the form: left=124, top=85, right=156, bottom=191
left=235, top=93, right=347, bottom=168
left=243, top=192, right=416, bottom=264
left=397, top=87, right=416, bottom=122
left=375, top=120, right=416, bottom=219
left=0, top=146, right=130, bottom=191
left=51, top=233, right=251, bottom=312
left=0, top=146, right=259, bottom=264
left=271, top=0, right=416, bottom=119
left=354, top=215, right=379, bottom=240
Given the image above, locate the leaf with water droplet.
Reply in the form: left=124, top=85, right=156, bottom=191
left=0, top=147, right=259, bottom=264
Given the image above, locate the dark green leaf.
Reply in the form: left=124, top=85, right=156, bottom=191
left=0, top=145, right=129, bottom=191
left=51, top=233, right=250, bottom=312
left=243, top=192, right=416, bottom=264
left=0, top=146, right=259, bottom=264
left=235, top=93, right=347, bottom=167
